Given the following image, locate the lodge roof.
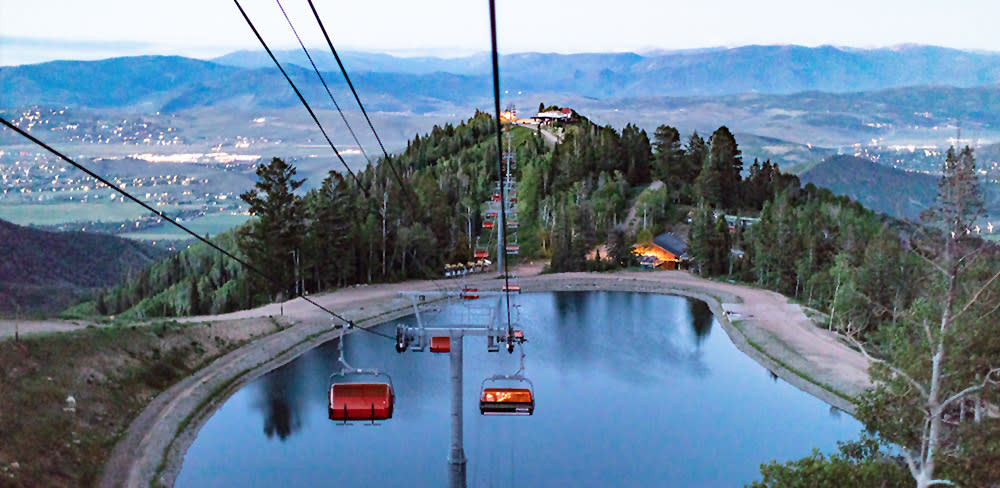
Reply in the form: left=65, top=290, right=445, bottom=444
left=653, top=232, right=687, bottom=257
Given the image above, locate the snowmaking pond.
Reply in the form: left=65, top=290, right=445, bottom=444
left=176, top=291, right=860, bottom=487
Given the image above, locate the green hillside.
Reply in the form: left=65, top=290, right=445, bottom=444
left=0, top=218, right=166, bottom=315
left=799, top=155, right=940, bottom=221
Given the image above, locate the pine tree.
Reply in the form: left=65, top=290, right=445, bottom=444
left=652, top=125, right=683, bottom=188
left=621, top=123, right=652, bottom=185
left=707, top=126, right=743, bottom=210
left=239, top=157, right=306, bottom=299
left=681, top=131, right=708, bottom=203
left=695, top=155, right=723, bottom=208
left=188, top=277, right=201, bottom=316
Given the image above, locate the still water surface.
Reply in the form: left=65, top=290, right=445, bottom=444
left=177, top=292, right=859, bottom=487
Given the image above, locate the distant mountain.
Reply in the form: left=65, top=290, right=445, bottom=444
left=0, top=55, right=489, bottom=113
left=5, top=45, right=1000, bottom=113
left=215, top=44, right=1000, bottom=96
left=799, top=155, right=940, bottom=221
left=0, top=218, right=167, bottom=315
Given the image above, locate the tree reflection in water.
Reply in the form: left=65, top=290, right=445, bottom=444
left=551, top=291, right=713, bottom=379
left=688, top=299, right=713, bottom=347
left=254, top=356, right=307, bottom=441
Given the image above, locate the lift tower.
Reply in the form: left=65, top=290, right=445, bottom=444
left=474, top=106, right=519, bottom=277
left=394, top=291, right=526, bottom=488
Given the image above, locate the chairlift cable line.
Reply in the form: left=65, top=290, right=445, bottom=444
left=274, top=0, right=373, bottom=166
left=305, top=0, right=418, bottom=205
left=488, top=0, right=514, bottom=339
left=0, top=116, right=399, bottom=341
left=233, top=0, right=369, bottom=199
left=259, top=0, right=456, bottom=295
left=306, top=0, right=396, bottom=164
left=266, top=1, right=495, bottom=294
left=237, top=0, right=452, bottom=297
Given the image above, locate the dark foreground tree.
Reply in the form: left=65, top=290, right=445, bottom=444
left=750, top=436, right=910, bottom=488
left=850, top=146, right=1000, bottom=488
left=239, top=157, right=305, bottom=300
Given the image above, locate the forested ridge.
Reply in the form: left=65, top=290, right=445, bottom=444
left=76, top=108, right=998, bottom=486
left=88, top=108, right=798, bottom=317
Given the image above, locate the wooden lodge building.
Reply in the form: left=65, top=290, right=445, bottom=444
left=634, top=233, right=688, bottom=270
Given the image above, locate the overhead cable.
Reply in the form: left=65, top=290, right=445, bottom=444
left=0, top=117, right=399, bottom=341
left=274, top=0, right=373, bottom=166
left=233, top=0, right=370, bottom=199
left=305, top=0, right=411, bottom=193
left=487, top=0, right=515, bottom=340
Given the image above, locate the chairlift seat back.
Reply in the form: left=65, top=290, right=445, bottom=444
left=480, top=387, right=534, bottom=416
left=329, top=383, right=394, bottom=421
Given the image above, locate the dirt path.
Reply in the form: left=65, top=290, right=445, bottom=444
left=514, top=121, right=561, bottom=147
left=0, top=318, right=100, bottom=338
left=623, top=180, right=664, bottom=232
left=84, top=269, right=868, bottom=487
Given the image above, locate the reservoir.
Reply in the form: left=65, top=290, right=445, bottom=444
left=177, top=291, right=859, bottom=487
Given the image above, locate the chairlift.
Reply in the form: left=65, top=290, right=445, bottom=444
left=505, top=244, right=520, bottom=255
left=480, top=375, right=534, bottom=416
left=492, top=192, right=502, bottom=202
left=482, top=220, right=495, bottom=229
left=487, top=211, right=498, bottom=218
left=474, top=248, right=489, bottom=259
left=507, top=220, right=518, bottom=229
left=328, top=335, right=394, bottom=424
left=480, top=342, right=534, bottom=415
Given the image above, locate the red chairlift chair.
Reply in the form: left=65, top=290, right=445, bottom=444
left=328, top=336, right=395, bottom=424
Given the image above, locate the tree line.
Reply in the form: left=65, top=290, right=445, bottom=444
left=95, top=110, right=789, bottom=315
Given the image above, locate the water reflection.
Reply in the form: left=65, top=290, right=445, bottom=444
left=689, top=299, right=714, bottom=346
left=178, top=292, right=860, bottom=488
left=253, top=354, right=308, bottom=441
left=550, top=292, right=712, bottom=380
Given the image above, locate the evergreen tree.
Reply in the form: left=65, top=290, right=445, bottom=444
left=621, top=123, right=652, bottom=185
left=695, top=155, right=723, bottom=208
left=303, top=171, right=357, bottom=289
left=239, top=157, right=306, bottom=300
left=707, top=126, right=743, bottom=210
left=652, top=125, right=684, bottom=188
left=688, top=205, right=716, bottom=275
left=606, top=228, right=637, bottom=268
left=682, top=131, right=708, bottom=203
left=188, top=277, right=201, bottom=315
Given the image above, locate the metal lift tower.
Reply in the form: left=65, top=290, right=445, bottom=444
left=394, top=291, right=525, bottom=488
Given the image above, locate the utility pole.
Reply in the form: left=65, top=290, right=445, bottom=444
left=289, top=249, right=301, bottom=297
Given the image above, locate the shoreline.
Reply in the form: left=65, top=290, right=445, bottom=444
left=95, top=270, right=869, bottom=487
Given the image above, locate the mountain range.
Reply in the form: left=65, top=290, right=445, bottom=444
left=213, top=44, right=1000, bottom=97
left=4, top=45, right=1000, bottom=113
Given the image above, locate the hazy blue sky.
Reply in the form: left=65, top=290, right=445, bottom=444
left=2, top=0, right=999, bottom=65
